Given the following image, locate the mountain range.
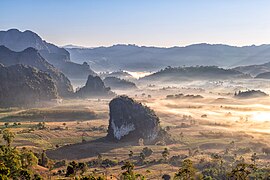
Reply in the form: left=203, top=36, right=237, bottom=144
left=140, top=66, right=250, bottom=82
left=0, top=29, right=95, bottom=79
left=1, top=28, right=270, bottom=83
left=66, top=44, right=270, bottom=72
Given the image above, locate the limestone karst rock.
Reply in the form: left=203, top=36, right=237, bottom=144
left=0, top=46, right=73, bottom=97
left=76, top=75, right=115, bottom=98
left=0, top=64, right=58, bottom=107
left=107, top=96, right=160, bottom=141
left=103, top=77, right=137, bottom=90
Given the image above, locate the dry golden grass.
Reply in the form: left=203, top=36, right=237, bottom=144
left=1, top=79, right=270, bottom=178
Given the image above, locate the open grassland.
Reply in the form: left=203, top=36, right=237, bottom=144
left=1, top=79, right=270, bottom=178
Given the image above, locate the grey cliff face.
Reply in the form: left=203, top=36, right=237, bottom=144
left=107, top=96, right=160, bottom=141
left=76, top=75, right=115, bottom=98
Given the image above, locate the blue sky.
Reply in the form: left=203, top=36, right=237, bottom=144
left=1, top=0, right=270, bottom=47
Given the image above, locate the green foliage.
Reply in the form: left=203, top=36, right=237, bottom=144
left=19, top=169, right=32, bottom=180
left=4, top=122, right=9, bottom=128
left=129, top=150, right=134, bottom=158
left=38, top=150, right=49, bottom=167
left=229, top=163, right=256, bottom=180
left=141, top=147, right=153, bottom=157
left=33, top=173, right=43, bottom=180
left=0, top=162, right=10, bottom=179
left=120, top=161, right=144, bottom=180
left=2, top=129, right=15, bottom=146
left=139, top=152, right=145, bottom=161
left=0, top=132, right=41, bottom=179
left=0, top=145, right=39, bottom=179
left=66, top=161, right=88, bottom=177
left=162, top=148, right=170, bottom=161
left=80, top=175, right=105, bottom=180
left=174, top=159, right=197, bottom=180
left=251, top=153, right=259, bottom=165
left=21, top=148, right=38, bottom=168
left=36, top=122, right=46, bottom=130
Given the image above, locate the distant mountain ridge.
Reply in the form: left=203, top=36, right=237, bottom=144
left=66, top=44, right=270, bottom=72
left=141, top=66, right=250, bottom=82
left=0, top=29, right=96, bottom=79
left=233, top=62, right=270, bottom=76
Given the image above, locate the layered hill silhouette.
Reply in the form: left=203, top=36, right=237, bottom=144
left=255, top=72, right=270, bottom=79
left=103, top=77, right=137, bottom=90
left=0, top=64, right=58, bottom=107
left=141, top=66, right=250, bottom=82
left=66, top=44, right=270, bottom=72
left=0, top=29, right=96, bottom=79
left=0, top=46, right=73, bottom=97
left=234, top=62, right=270, bottom=76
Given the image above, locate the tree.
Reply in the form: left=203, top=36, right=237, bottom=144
left=162, top=148, right=170, bottom=161
left=39, top=150, right=48, bottom=167
left=162, top=174, right=171, bottom=180
left=21, top=148, right=38, bottom=168
left=251, top=153, right=259, bottom=166
left=66, top=161, right=78, bottom=177
left=129, top=150, right=134, bottom=158
left=0, top=162, right=10, bottom=180
left=33, top=174, right=43, bottom=180
left=4, top=122, right=9, bottom=128
left=229, top=163, right=255, bottom=180
left=78, top=162, right=87, bottom=175
left=0, top=134, right=41, bottom=179
left=139, top=152, right=145, bottom=162
left=121, top=161, right=145, bottom=179
left=19, top=169, right=32, bottom=180
left=2, top=129, right=15, bottom=146
left=174, top=159, right=196, bottom=180
left=36, top=122, right=46, bottom=130
left=142, top=147, right=153, bottom=157
left=97, top=153, right=103, bottom=167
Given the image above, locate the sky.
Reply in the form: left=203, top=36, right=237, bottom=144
left=1, top=0, right=270, bottom=48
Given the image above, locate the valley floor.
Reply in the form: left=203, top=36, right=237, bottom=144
left=1, top=79, right=270, bottom=179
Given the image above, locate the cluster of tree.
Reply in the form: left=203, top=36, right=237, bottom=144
left=62, top=158, right=270, bottom=180
left=0, top=129, right=43, bottom=179
left=234, top=90, right=268, bottom=98
left=1, top=128, right=270, bottom=179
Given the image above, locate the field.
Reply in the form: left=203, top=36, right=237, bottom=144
left=1, top=79, right=270, bottom=179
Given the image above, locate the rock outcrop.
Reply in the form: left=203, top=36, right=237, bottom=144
left=103, top=77, right=137, bottom=90
left=0, top=64, right=58, bottom=107
left=76, top=75, right=115, bottom=98
left=0, top=29, right=96, bottom=79
left=0, top=46, right=73, bottom=97
left=107, top=96, right=160, bottom=141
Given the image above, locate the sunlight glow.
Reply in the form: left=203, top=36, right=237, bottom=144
left=252, top=112, right=270, bottom=122
left=125, top=71, right=152, bottom=79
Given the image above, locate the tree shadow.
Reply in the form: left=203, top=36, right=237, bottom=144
left=46, top=137, right=138, bottom=160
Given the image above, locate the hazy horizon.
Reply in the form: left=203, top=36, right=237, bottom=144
left=1, top=0, right=270, bottom=48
